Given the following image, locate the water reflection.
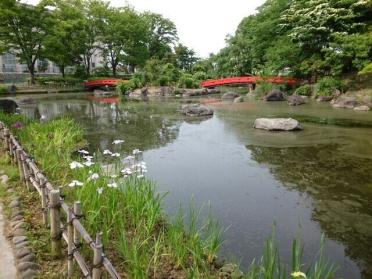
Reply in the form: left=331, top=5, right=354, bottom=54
left=20, top=97, right=182, bottom=153
left=246, top=144, right=372, bottom=277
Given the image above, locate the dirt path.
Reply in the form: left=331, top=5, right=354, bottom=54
left=0, top=203, right=17, bottom=279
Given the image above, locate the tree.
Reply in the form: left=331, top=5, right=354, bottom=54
left=0, top=0, right=50, bottom=84
left=42, top=0, right=86, bottom=77
left=174, top=44, right=198, bottom=72
left=101, top=7, right=148, bottom=76
left=142, top=12, right=178, bottom=60
left=80, top=0, right=108, bottom=76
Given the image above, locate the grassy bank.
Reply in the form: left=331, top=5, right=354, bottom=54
left=0, top=112, right=338, bottom=278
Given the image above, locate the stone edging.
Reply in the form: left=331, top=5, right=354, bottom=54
left=1, top=173, right=40, bottom=279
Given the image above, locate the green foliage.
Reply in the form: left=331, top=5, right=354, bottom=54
left=254, top=81, right=283, bottom=99
left=177, top=73, right=199, bottom=89
left=116, top=75, right=144, bottom=94
left=0, top=86, right=8, bottom=94
left=0, top=113, right=84, bottom=184
left=0, top=0, right=51, bottom=83
left=295, top=84, right=312, bottom=96
left=315, top=77, right=342, bottom=97
left=358, top=63, right=372, bottom=76
left=174, top=44, right=199, bottom=72
left=142, top=12, right=178, bottom=60
left=209, top=0, right=372, bottom=79
left=92, top=66, right=111, bottom=77
left=143, top=60, right=180, bottom=86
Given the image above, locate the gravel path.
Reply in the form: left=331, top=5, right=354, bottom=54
left=0, top=203, right=17, bottom=279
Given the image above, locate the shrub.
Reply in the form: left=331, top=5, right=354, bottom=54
left=315, top=77, right=342, bottom=96
left=295, top=84, right=312, bottom=96
left=358, top=63, right=372, bottom=76
left=254, top=81, right=283, bottom=99
left=178, top=73, right=199, bottom=88
left=0, top=86, right=8, bottom=94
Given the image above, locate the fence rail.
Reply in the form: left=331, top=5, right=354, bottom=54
left=0, top=121, right=121, bottom=279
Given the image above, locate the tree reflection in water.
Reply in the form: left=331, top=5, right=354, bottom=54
left=247, top=144, right=372, bottom=278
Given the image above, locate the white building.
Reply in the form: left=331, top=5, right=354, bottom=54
left=0, top=50, right=106, bottom=82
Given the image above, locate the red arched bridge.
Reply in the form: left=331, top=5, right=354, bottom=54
left=83, top=79, right=121, bottom=88
left=200, top=76, right=297, bottom=88
left=83, top=76, right=297, bottom=89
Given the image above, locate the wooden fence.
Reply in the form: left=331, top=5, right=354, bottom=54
left=0, top=121, right=121, bottom=279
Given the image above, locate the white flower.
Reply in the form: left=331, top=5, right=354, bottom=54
left=83, top=161, right=95, bottom=167
left=68, top=180, right=84, bottom=187
left=83, top=155, right=93, bottom=161
left=121, top=168, right=132, bottom=175
left=110, top=174, right=118, bottom=178
left=103, top=149, right=112, bottom=155
left=124, top=156, right=135, bottom=163
left=70, top=161, right=84, bottom=169
left=112, top=140, right=124, bottom=145
left=88, top=173, right=99, bottom=181
left=137, top=174, right=144, bottom=178
left=132, top=149, right=141, bottom=155
left=96, top=187, right=103, bottom=195
left=107, top=182, right=118, bottom=188
left=291, top=271, right=307, bottom=278
left=111, top=153, right=120, bottom=157
left=78, top=149, right=89, bottom=155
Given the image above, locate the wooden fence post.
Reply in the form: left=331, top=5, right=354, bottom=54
left=92, top=232, right=103, bottom=279
left=67, top=209, right=74, bottom=277
left=3, top=128, right=10, bottom=155
left=73, top=201, right=82, bottom=248
left=49, top=190, right=62, bottom=258
left=16, top=149, right=24, bottom=181
left=21, top=152, right=32, bottom=190
left=40, top=176, right=49, bottom=226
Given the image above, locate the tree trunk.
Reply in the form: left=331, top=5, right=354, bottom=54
left=29, top=68, right=35, bottom=85
left=112, top=63, right=117, bottom=77
left=60, top=65, right=65, bottom=78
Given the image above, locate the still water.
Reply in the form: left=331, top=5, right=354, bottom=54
left=14, top=93, right=372, bottom=278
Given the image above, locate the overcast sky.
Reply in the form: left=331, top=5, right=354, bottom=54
left=23, top=0, right=265, bottom=58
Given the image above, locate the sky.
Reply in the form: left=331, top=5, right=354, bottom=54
left=23, top=0, right=265, bottom=58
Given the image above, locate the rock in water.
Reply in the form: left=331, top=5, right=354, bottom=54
left=265, top=89, right=284, bottom=101
left=254, top=118, right=303, bottom=131
left=354, top=105, right=370, bottom=111
left=233, top=96, right=244, bottom=103
left=179, top=104, right=214, bottom=117
left=287, top=94, right=305, bottom=106
left=128, top=87, right=149, bottom=101
left=222, top=92, right=240, bottom=99
left=0, top=99, right=19, bottom=114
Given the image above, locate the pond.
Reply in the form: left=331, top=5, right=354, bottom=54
left=11, top=93, right=372, bottom=278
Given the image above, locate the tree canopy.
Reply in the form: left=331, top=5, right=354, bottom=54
left=205, top=0, right=372, bottom=80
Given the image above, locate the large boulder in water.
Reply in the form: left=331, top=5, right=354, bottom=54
left=222, top=92, right=240, bottom=99
left=128, top=87, right=149, bottom=101
left=287, top=95, right=305, bottom=106
left=264, top=90, right=284, bottom=101
left=179, top=104, right=214, bottom=117
left=354, top=105, right=370, bottom=111
left=147, top=86, right=174, bottom=97
left=331, top=96, right=359, bottom=109
left=0, top=99, right=19, bottom=114
left=254, top=118, right=303, bottom=131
